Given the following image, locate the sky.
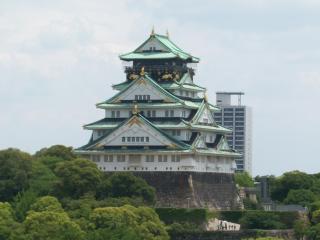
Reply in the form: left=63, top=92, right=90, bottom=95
left=1, top=0, right=320, bottom=176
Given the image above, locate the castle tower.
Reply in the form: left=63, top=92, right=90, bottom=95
left=76, top=31, right=240, bottom=174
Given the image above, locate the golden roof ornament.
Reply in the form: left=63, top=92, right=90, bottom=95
left=204, top=90, right=208, bottom=102
left=132, top=104, right=139, bottom=115
left=140, top=66, right=145, bottom=76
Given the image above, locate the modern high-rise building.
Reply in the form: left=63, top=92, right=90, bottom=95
left=213, top=92, right=252, bottom=174
left=75, top=31, right=240, bottom=174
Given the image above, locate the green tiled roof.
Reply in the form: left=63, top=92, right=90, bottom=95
left=99, top=74, right=183, bottom=105
left=79, top=113, right=191, bottom=151
left=119, top=34, right=199, bottom=62
left=113, top=81, right=205, bottom=92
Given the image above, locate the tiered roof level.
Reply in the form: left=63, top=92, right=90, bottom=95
left=76, top=30, right=240, bottom=173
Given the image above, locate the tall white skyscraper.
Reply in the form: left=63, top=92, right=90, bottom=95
left=213, top=92, right=252, bottom=174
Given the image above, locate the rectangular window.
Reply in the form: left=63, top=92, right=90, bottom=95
left=111, top=111, right=115, bottom=118
left=122, top=137, right=125, bottom=142
left=131, top=137, right=135, bottom=142
left=172, top=130, right=176, bottom=136
left=165, top=110, right=169, bottom=117
left=182, top=111, right=186, bottom=118
left=116, top=111, right=120, bottom=118
left=147, top=110, right=151, bottom=117
left=146, top=155, right=154, bottom=162
left=135, top=95, right=138, bottom=100
left=146, top=137, right=149, bottom=142
left=170, top=110, right=174, bottom=117
left=117, top=155, right=125, bottom=162
left=163, top=156, right=168, bottom=162
left=140, top=137, right=144, bottom=142
left=127, top=137, right=131, bottom=142
left=136, top=137, right=140, bottom=142
left=152, top=110, right=156, bottom=117
left=147, top=95, right=150, bottom=101
left=177, top=130, right=181, bottom=136
left=158, top=155, right=163, bottom=162
left=171, top=155, right=176, bottom=162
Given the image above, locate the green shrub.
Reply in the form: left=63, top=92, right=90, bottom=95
left=155, top=208, right=208, bottom=224
left=240, top=211, right=285, bottom=229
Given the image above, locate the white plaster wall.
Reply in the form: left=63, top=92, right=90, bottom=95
left=90, top=154, right=235, bottom=173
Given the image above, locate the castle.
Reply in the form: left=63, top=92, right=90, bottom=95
left=76, top=30, right=241, bottom=208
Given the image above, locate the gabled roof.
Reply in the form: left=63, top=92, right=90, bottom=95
left=119, top=33, right=199, bottom=63
left=78, top=113, right=191, bottom=151
left=98, top=74, right=183, bottom=105
left=191, top=101, right=217, bottom=125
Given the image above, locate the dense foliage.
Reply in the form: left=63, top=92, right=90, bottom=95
left=0, top=146, right=166, bottom=240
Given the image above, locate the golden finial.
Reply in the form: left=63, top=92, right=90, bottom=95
left=140, top=66, right=145, bottom=76
left=132, top=104, right=139, bottom=115
left=166, top=29, right=169, bottom=38
left=204, top=90, right=208, bottom=102
left=151, top=26, right=155, bottom=36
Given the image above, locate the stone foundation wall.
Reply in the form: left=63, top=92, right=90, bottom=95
left=133, top=172, right=241, bottom=209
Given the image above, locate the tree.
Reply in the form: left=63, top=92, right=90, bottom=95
left=29, top=196, right=64, bottom=213
left=88, top=205, right=169, bottom=240
left=0, top=202, right=21, bottom=240
left=312, top=210, right=320, bottom=224
left=12, top=190, right=38, bottom=222
left=306, top=223, right=320, bottom=240
left=239, top=211, right=284, bottom=229
left=235, top=172, right=254, bottom=187
left=271, top=171, right=315, bottom=202
left=107, top=173, right=155, bottom=203
left=28, top=160, right=58, bottom=195
left=284, top=189, right=316, bottom=206
left=22, top=196, right=84, bottom=240
left=293, top=219, right=309, bottom=240
left=0, top=149, right=32, bottom=201
left=54, top=158, right=102, bottom=198
left=35, top=145, right=76, bottom=161
left=23, top=211, right=84, bottom=240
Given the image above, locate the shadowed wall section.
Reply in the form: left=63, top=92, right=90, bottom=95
left=133, top=172, right=241, bottom=209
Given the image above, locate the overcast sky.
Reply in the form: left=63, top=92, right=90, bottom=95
left=1, top=0, right=320, bottom=176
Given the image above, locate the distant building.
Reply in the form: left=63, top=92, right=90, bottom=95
left=213, top=92, right=252, bottom=174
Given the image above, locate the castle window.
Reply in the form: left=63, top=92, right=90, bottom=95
left=127, top=137, right=131, bottom=142
left=131, top=137, right=135, bottom=142
left=182, top=111, right=186, bottom=118
left=147, top=110, right=151, bottom=117
left=92, top=155, right=100, bottom=162
left=177, top=130, right=181, bottom=136
left=158, top=155, right=162, bottom=162
left=122, top=137, right=125, bottom=142
left=136, top=137, right=140, bottom=142
left=152, top=110, right=156, bottom=117
left=116, top=111, right=120, bottom=118
left=170, top=110, right=174, bottom=117
left=104, top=155, right=113, bottom=162
left=111, top=111, right=115, bottom=118
left=163, top=155, right=168, bottom=162
left=140, top=137, right=144, bottom=142
left=146, top=137, right=150, bottom=142
left=146, top=155, right=154, bottom=162
left=165, top=110, right=169, bottom=117
left=117, top=155, right=125, bottom=162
